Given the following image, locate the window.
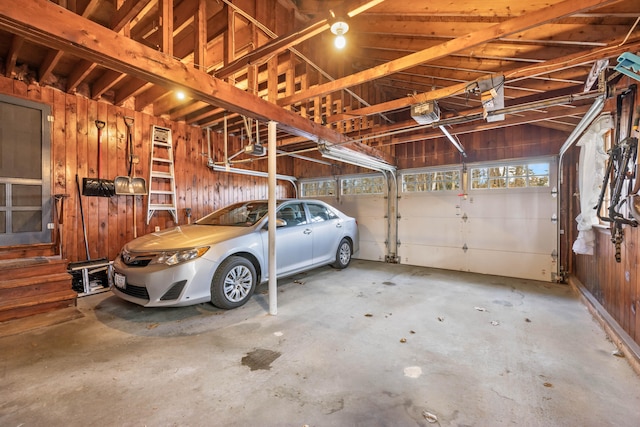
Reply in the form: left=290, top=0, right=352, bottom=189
left=307, top=202, right=338, bottom=223
left=341, top=176, right=385, bottom=195
left=597, top=130, right=614, bottom=221
left=402, top=170, right=460, bottom=192
left=300, top=179, right=336, bottom=197
left=471, top=162, right=549, bottom=190
left=0, top=96, right=52, bottom=245
left=277, top=203, right=307, bottom=227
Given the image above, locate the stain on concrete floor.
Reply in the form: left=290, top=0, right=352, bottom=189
left=242, top=348, right=281, bottom=371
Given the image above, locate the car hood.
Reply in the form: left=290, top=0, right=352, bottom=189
left=124, top=224, right=258, bottom=252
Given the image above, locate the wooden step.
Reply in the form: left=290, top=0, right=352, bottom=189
left=0, top=243, right=56, bottom=260
left=0, top=255, right=76, bottom=323
left=0, top=257, right=68, bottom=280
left=0, top=272, right=74, bottom=300
left=0, top=289, right=77, bottom=323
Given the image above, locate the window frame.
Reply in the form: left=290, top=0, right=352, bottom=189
left=0, top=95, right=52, bottom=245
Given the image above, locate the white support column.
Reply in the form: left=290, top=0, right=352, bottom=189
left=268, top=120, right=278, bottom=315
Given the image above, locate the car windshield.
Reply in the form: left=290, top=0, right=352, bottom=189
left=196, top=201, right=269, bottom=226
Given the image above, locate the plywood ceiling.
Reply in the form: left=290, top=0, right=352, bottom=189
left=0, top=0, right=638, bottom=157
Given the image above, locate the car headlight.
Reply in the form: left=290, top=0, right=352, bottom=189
left=153, top=247, right=210, bottom=266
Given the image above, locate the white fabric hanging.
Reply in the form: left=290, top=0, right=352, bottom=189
left=572, top=114, right=613, bottom=255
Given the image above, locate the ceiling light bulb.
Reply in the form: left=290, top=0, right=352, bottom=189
left=334, top=34, right=346, bottom=49
left=176, top=91, right=185, bottom=100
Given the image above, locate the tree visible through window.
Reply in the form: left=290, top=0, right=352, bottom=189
left=471, top=162, right=549, bottom=189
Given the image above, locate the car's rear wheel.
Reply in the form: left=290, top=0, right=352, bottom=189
left=331, top=238, right=352, bottom=269
left=211, top=256, right=257, bottom=309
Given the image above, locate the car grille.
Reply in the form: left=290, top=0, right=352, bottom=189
left=160, top=280, right=187, bottom=301
left=121, top=251, right=155, bottom=267
left=119, top=283, right=150, bottom=300
left=124, top=258, right=152, bottom=267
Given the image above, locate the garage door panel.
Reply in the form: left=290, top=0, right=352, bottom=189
left=465, top=218, right=555, bottom=253
left=401, top=194, right=460, bottom=217
left=357, top=240, right=387, bottom=261
left=466, top=249, right=555, bottom=281
left=399, top=217, right=462, bottom=247
left=467, top=191, right=555, bottom=219
left=358, top=217, right=387, bottom=242
left=339, top=196, right=387, bottom=262
left=401, top=243, right=465, bottom=270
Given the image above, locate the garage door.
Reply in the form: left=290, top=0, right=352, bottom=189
left=398, top=158, right=558, bottom=282
left=300, top=175, right=388, bottom=262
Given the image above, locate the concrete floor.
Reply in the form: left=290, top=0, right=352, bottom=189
left=1, top=260, right=639, bottom=426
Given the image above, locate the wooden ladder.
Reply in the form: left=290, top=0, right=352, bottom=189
left=147, top=125, right=178, bottom=224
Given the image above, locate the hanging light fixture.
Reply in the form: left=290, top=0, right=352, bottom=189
left=329, top=12, right=349, bottom=49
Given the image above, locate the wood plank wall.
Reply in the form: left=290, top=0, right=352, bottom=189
left=567, top=77, right=640, bottom=347
left=0, top=76, right=293, bottom=264
left=396, top=125, right=569, bottom=169
left=574, top=228, right=639, bottom=345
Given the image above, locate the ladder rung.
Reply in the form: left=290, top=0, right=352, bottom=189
left=149, top=204, right=177, bottom=210
left=152, top=157, right=172, bottom=163
left=153, top=141, right=172, bottom=148
left=150, top=171, right=174, bottom=179
left=149, top=190, right=175, bottom=195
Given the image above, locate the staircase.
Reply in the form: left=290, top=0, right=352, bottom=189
left=0, top=256, right=76, bottom=323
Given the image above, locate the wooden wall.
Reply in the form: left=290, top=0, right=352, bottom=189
left=574, top=227, right=640, bottom=344
left=396, top=125, right=569, bottom=169
left=566, top=77, right=640, bottom=347
left=294, top=123, right=569, bottom=179
left=0, top=76, right=293, bottom=263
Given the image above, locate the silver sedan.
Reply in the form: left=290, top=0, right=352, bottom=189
left=112, top=199, right=359, bottom=309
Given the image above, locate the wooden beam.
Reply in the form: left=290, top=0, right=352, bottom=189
left=327, top=37, right=640, bottom=123
left=215, top=0, right=386, bottom=79
left=506, top=38, right=640, bottom=81
left=5, top=35, right=24, bottom=78
left=170, top=100, right=208, bottom=121
left=153, top=92, right=186, bottom=116
left=328, top=80, right=474, bottom=123
left=114, top=80, right=153, bottom=106
left=160, top=0, right=174, bottom=56
left=382, top=105, right=593, bottom=146
left=78, top=0, right=100, bottom=18
left=66, top=59, right=96, bottom=93
left=194, top=0, right=207, bottom=70
left=91, top=69, right=126, bottom=100
left=135, top=85, right=171, bottom=111
left=0, top=0, right=390, bottom=162
left=38, top=49, right=64, bottom=84
left=112, top=0, right=153, bottom=32
left=277, top=0, right=622, bottom=107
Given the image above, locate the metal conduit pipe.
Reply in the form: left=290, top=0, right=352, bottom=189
left=209, top=164, right=298, bottom=198
left=556, top=94, right=605, bottom=281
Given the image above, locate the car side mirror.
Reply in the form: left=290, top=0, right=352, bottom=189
left=263, top=218, right=287, bottom=229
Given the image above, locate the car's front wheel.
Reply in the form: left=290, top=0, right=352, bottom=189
left=211, top=256, right=257, bottom=309
left=331, top=238, right=352, bottom=269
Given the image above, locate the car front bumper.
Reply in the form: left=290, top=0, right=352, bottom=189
left=112, top=255, right=218, bottom=307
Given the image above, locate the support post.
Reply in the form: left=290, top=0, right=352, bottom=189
left=268, top=120, right=278, bottom=315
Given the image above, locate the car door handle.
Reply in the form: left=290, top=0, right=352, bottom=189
left=303, top=228, right=312, bottom=234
